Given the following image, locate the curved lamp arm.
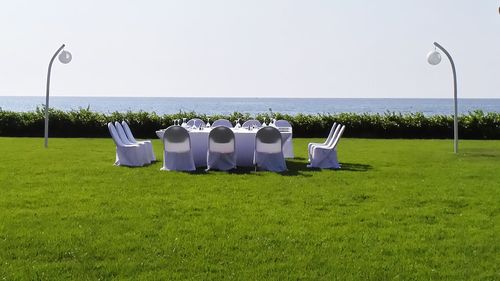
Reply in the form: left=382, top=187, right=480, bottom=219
left=433, top=42, right=458, bottom=153
left=44, top=44, right=65, bottom=148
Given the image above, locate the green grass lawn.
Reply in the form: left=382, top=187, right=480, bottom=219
left=0, top=137, right=499, bottom=280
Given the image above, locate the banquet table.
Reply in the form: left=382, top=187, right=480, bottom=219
left=156, top=127, right=292, bottom=167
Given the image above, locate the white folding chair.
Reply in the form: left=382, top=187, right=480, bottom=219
left=206, top=126, right=236, bottom=171
left=186, top=118, right=205, bottom=128
left=254, top=127, right=287, bottom=172
left=121, top=121, right=156, bottom=162
left=308, top=125, right=345, bottom=169
left=107, top=122, right=148, bottom=167
left=161, top=126, right=196, bottom=171
left=114, top=122, right=150, bottom=165
left=242, top=119, right=262, bottom=128
left=274, top=119, right=294, bottom=158
left=308, top=123, right=337, bottom=161
left=212, top=119, right=233, bottom=128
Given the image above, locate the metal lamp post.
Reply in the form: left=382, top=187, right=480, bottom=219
left=427, top=42, right=458, bottom=154
left=44, top=44, right=72, bottom=148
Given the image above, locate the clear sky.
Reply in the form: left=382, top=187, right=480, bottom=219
left=0, top=0, right=499, bottom=98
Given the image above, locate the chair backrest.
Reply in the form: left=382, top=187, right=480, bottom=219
left=329, top=125, right=346, bottom=149
left=208, top=126, right=235, bottom=153
left=212, top=119, right=233, bottom=128
left=325, top=123, right=338, bottom=144
left=108, top=122, right=125, bottom=147
left=163, top=126, right=191, bottom=153
left=274, top=120, right=292, bottom=128
left=324, top=123, right=343, bottom=147
left=121, top=121, right=137, bottom=143
left=242, top=119, right=262, bottom=128
left=255, top=127, right=282, bottom=154
left=114, top=121, right=134, bottom=145
left=186, top=118, right=205, bottom=127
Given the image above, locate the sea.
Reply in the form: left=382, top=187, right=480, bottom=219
left=0, top=96, right=499, bottom=116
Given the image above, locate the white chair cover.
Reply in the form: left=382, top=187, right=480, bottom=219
left=161, top=126, right=196, bottom=171
left=274, top=119, right=294, bottom=158
left=308, top=125, right=345, bottom=169
left=114, top=122, right=150, bottom=165
left=121, top=121, right=156, bottom=162
left=274, top=120, right=291, bottom=127
left=212, top=119, right=233, bottom=128
left=114, top=121, right=134, bottom=145
left=254, top=127, right=287, bottom=172
left=308, top=123, right=337, bottom=161
left=107, top=122, right=147, bottom=167
left=186, top=118, right=206, bottom=128
left=206, top=126, right=236, bottom=171
left=115, top=121, right=152, bottom=163
left=242, top=120, right=262, bottom=128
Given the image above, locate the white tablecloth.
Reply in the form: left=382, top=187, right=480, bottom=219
left=156, top=127, right=292, bottom=167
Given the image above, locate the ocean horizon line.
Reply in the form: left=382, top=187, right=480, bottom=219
left=1, top=95, right=499, bottom=100
left=1, top=96, right=499, bottom=116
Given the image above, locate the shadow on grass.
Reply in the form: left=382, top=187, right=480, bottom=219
left=186, top=166, right=264, bottom=176
left=338, top=162, right=373, bottom=172
left=152, top=157, right=372, bottom=176
left=117, top=160, right=159, bottom=169
left=279, top=161, right=372, bottom=176
left=459, top=148, right=500, bottom=158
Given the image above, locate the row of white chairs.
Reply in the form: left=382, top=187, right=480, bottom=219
left=107, top=121, right=156, bottom=166
left=185, top=118, right=234, bottom=128
left=307, top=123, right=346, bottom=169
left=184, top=118, right=294, bottom=158
left=184, top=118, right=291, bottom=129
left=162, top=126, right=287, bottom=172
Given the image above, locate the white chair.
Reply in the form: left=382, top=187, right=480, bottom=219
left=107, top=122, right=148, bottom=167
left=117, top=121, right=155, bottom=163
left=308, top=123, right=337, bottom=161
left=206, top=126, right=236, bottom=171
left=242, top=119, right=262, bottom=128
left=186, top=118, right=205, bottom=128
left=161, top=126, right=196, bottom=171
left=121, top=121, right=156, bottom=162
left=308, top=125, right=345, bottom=169
left=212, top=119, right=233, bottom=128
left=274, top=119, right=294, bottom=158
left=114, top=121, right=150, bottom=164
left=254, top=127, right=287, bottom=172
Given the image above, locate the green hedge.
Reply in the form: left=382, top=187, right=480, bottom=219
left=0, top=108, right=499, bottom=139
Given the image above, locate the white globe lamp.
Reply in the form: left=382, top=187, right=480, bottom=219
left=58, top=50, right=72, bottom=64
left=427, top=50, right=441, bottom=65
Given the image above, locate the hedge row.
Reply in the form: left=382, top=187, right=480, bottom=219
left=0, top=108, right=499, bottom=139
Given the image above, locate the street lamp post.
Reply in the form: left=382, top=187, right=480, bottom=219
left=44, top=44, right=72, bottom=148
left=427, top=42, right=458, bottom=154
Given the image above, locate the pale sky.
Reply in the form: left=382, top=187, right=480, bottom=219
left=0, top=0, right=499, bottom=98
